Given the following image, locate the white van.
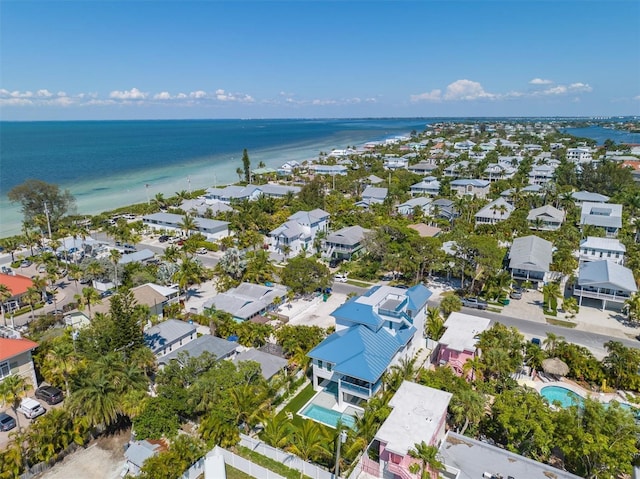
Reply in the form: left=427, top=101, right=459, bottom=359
left=18, top=398, right=46, bottom=419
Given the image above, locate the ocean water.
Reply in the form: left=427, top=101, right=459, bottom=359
left=0, top=118, right=428, bottom=237
left=562, top=126, right=640, bottom=146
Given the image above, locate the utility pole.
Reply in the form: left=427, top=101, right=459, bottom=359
left=145, top=184, right=150, bottom=204
left=334, top=429, right=347, bottom=478
left=43, top=202, right=53, bottom=242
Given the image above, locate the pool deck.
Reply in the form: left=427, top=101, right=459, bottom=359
left=518, top=376, right=635, bottom=407
left=298, top=387, right=363, bottom=427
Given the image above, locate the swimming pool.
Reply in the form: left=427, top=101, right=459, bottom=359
left=540, top=386, right=638, bottom=416
left=299, top=403, right=356, bottom=429
left=540, top=385, right=584, bottom=408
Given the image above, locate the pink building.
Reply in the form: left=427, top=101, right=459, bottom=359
left=437, top=312, right=490, bottom=377
left=360, top=381, right=452, bottom=479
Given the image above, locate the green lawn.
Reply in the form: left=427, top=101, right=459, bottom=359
left=226, top=465, right=255, bottom=479
left=546, top=318, right=577, bottom=328
left=235, top=445, right=312, bottom=479
left=275, top=383, right=315, bottom=428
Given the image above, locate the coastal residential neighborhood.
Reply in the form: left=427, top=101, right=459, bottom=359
left=2, top=119, right=640, bottom=479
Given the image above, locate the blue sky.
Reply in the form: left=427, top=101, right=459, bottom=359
left=1, top=0, right=639, bottom=120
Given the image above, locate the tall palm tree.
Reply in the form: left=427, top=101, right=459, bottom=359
left=624, top=292, right=640, bottom=324
left=42, top=338, right=80, bottom=398
left=74, top=287, right=102, bottom=319
left=0, top=374, right=32, bottom=432
left=543, top=332, right=564, bottom=356
left=30, top=275, right=47, bottom=302
left=85, top=260, right=105, bottom=282
left=23, top=287, right=42, bottom=319
left=448, top=389, right=485, bottom=435
left=178, top=213, right=198, bottom=238
left=425, top=306, right=445, bottom=341
left=408, top=441, right=444, bottom=479
left=0, top=284, right=12, bottom=327
left=542, top=281, right=562, bottom=312
left=109, top=249, right=122, bottom=291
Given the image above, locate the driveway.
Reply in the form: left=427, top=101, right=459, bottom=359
left=38, top=430, right=129, bottom=479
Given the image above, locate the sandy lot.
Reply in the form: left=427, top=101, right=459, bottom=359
left=38, top=430, right=129, bottom=479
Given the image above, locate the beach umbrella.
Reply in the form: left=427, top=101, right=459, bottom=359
left=542, top=357, right=570, bottom=377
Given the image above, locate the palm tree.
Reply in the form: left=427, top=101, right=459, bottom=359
left=109, top=249, right=122, bottom=291
left=541, top=281, right=562, bottom=313
left=448, top=388, right=485, bottom=435
left=74, top=287, right=102, bottom=319
left=23, top=286, right=42, bottom=318
left=68, top=373, right=121, bottom=428
left=260, top=414, right=291, bottom=449
left=178, top=213, right=198, bottom=238
left=0, top=374, right=32, bottom=432
left=425, top=306, right=445, bottom=341
left=229, top=384, right=270, bottom=434
left=151, top=193, right=168, bottom=210
left=85, top=260, right=105, bottom=282
left=30, top=275, right=47, bottom=302
left=0, top=284, right=12, bottom=327
left=42, top=339, right=80, bottom=398
left=624, top=292, right=640, bottom=324
left=408, top=441, right=444, bottom=479
left=287, top=421, right=330, bottom=465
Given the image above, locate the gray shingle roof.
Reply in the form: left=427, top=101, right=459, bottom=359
left=580, top=202, right=622, bottom=228
left=144, top=319, right=196, bottom=354
left=158, top=334, right=237, bottom=366
left=233, top=349, right=288, bottom=380
left=325, top=225, right=369, bottom=246
left=362, top=186, right=388, bottom=200
left=125, top=440, right=161, bottom=467
left=527, top=205, right=565, bottom=222
left=509, top=235, right=553, bottom=272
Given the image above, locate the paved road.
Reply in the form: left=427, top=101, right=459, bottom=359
left=443, top=303, right=639, bottom=359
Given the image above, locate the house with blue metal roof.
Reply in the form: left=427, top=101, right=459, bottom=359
left=307, top=284, right=432, bottom=407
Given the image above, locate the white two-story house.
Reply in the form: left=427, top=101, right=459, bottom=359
left=269, top=209, right=330, bottom=257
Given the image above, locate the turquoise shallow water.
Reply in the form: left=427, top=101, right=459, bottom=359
left=0, top=118, right=428, bottom=236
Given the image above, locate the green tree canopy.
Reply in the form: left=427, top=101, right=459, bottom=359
left=280, top=256, right=332, bottom=294
left=8, top=179, right=76, bottom=229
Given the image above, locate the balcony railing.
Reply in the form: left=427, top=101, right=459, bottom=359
left=386, top=462, right=416, bottom=479
left=340, top=380, right=370, bottom=397
left=574, top=287, right=631, bottom=303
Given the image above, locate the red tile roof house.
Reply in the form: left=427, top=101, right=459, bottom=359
left=0, top=337, right=39, bottom=388
left=0, top=273, right=35, bottom=317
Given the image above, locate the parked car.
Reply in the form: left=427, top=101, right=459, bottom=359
left=461, top=297, right=488, bottom=310
left=20, top=260, right=32, bottom=268
left=1, top=266, right=12, bottom=274
left=509, top=288, right=523, bottom=300
left=329, top=258, right=342, bottom=268
left=18, top=398, right=45, bottom=419
left=196, top=247, right=208, bottom=255
left=0, top=412, right=16, bottom=431
left=100, top=290, right=114, bottom=299
left=334, top=273, right=348, bottom=283
left=531, top=337, right=542, bottom=347
left=158, top=235, right=170, bottom=243
left=35, top=386, right=64, bottom=405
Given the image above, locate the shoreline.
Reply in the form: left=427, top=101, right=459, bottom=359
left=0, top=125, right=411, bottom=237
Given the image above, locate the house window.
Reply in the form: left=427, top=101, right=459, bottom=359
left=318, top=360, right=323, bottom=369
left=0, top=362, right=10, bottom=380
left=327, top=363, right=332, bottom=372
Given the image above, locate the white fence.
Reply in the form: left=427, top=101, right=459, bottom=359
left=217, top=447, right=287, bottom=479
left=240, top=434, right=336, bottom=479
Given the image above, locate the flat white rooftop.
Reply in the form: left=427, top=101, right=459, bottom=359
left=440, top=312, right=491, bottom=352
left=375, top=381, right=452, bottom=456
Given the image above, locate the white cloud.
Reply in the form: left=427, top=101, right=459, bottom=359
left=410, top=89, right=442, bottom=102
left=154, top=91, right=172, bottom=100
left=190, top=90, right=208, bottom=99
left=541, top=85, right=568, bottom=95
left=36, top=89, right=53, bottom=97
left=529, top=78, right=553, bottom=85
left=109, top=87, right=147, bottom=100
left=444, top=80, right=495, bottom=101
left=568, top=82, right=592, bottom=93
